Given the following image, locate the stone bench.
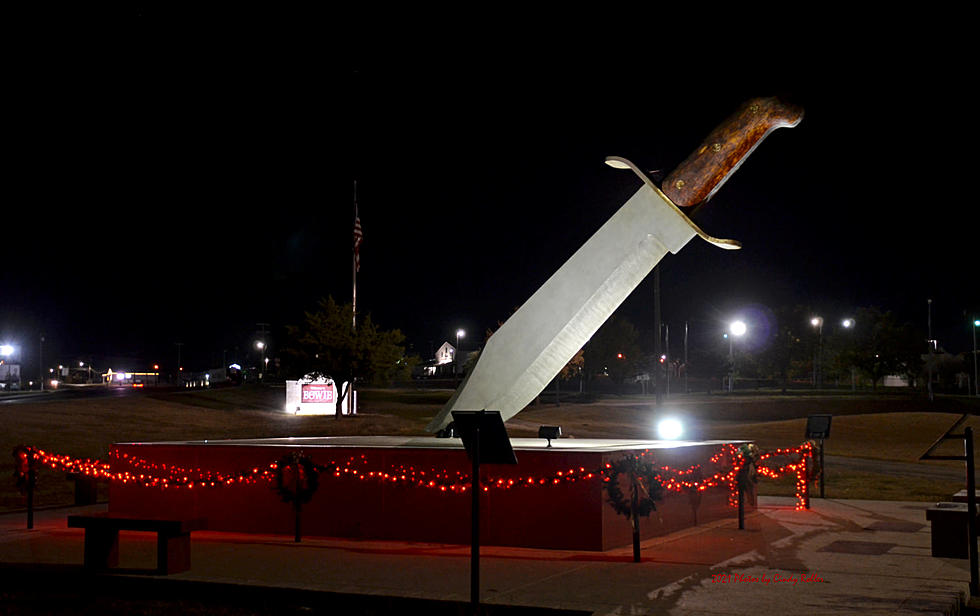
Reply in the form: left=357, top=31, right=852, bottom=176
left=926, top=502, right=979, bottom=559
left=951, top=490, right=980, bottom=504
left=67, top=513, right=206, bottom=574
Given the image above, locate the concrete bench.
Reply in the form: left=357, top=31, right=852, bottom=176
left=925, top=502, right=979, bottom=559
left=951, top=490, right=980, bottom=504
left=67, top=513, right=206, bottom=574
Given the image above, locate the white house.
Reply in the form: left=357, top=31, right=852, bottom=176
left=435, top=342, right=456, bottom=365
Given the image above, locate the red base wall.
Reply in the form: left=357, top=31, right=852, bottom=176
left=109, top=440, right=753, bottom=551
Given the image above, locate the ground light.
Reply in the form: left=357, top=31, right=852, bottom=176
left=657, top=417, right=684, bottom=440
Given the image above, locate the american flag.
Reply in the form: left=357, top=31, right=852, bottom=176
left=353, top=205, right=363, bottom=272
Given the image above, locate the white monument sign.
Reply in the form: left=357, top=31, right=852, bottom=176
left=285, top=376, right=356, bottom=415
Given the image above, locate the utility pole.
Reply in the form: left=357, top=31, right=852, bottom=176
left=175, top=343, right=183, bottom=384
left=972, top=318, right=978, bottom=398
left=256, top=323, right=270, bottom=381
left=654, top=265, right=663, bottom=405
left=684, top=321, right=689, bottom=394
left=927, top=299, right=933, bottom=402
left=39, top=334, right=44, bottom=391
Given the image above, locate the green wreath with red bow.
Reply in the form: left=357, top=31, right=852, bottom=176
left=737, top=443, right=760, bottom=492
left=603, top=454, right=664, bottom=519
left=274, top=452, right=320, bottom=505
left=12, top=445, right=36, bottom=494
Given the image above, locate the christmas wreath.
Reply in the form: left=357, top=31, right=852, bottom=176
left=274, top=452, right=320, bottom=505
left=737, top=443, right=760, bottom=491
left=603, top=454, right=664, bottom=519
left=12, top=445, right=36, bottom=495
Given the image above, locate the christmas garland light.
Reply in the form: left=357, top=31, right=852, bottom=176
left=12, top=441, right=815, bottom=509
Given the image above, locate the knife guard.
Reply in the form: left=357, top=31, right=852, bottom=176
left=663, top=96, right=803, bottom=207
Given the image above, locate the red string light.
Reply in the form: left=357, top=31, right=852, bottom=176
left=18, top=441, right=815, bottom=510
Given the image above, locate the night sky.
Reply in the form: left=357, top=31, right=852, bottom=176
left=2, top=18, right=976, bottom=377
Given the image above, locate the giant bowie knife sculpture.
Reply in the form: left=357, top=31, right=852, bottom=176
left=426, top=97, right=803, bottom=433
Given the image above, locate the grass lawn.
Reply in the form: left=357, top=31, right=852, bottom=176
left=2, top=386, right=978, bottom=510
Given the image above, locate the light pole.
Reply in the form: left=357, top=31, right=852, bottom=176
left=256, top=341, right=266, bottom=380
left=842, top=318, right=856, bottom=391
left=728, top=320, right=747, bottom=393
left=684, top=321, right=689, bottom=394
left=973, top=319, right=979, bottom=397
left=455, top=329, right=465, bottom=376
left=927, top=299, right=934, bottom=402
left=810, top=316, right=824, bottom=389
left=175, top=342, right=183, bottom=385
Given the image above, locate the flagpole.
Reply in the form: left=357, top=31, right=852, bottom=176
left=353, top=180, right=358, bottom=332
left=349, top=180, right=361, bottom=418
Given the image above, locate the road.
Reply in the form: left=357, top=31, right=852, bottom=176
left=0, top=385, right=160, bottom=405
left=825, top=453, right=967, bottom=482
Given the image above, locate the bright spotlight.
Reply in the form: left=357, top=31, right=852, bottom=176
left=730, top=320, right=747, bottom=337
left=0, top=345, right=13, bottom=356
left=657, top=417, right=684, bottom=440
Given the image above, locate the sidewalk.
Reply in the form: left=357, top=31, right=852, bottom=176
left=0, top=496, right=973, bottom=615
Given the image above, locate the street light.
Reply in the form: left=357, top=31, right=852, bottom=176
left=0, top=344, right=14, bottom=357
left=455, top=329, right=465, bottom=375
left=842, top=318, right=856, bottom=391
left=255, top=341, right=266, bottom=380
left=728, top=320, right=747, bottom=392
left=810, top=316, right=824, bottom=388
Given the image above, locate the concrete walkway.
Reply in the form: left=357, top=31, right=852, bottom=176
left=0, top=497, right=974, bottom=615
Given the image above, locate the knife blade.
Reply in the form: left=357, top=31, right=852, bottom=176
left=426, top=97, right=803, bottom=433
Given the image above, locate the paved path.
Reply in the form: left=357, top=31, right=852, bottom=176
left=0, top=497, right=974, bottom=615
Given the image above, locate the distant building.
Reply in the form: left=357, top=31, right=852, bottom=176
left=103, top=369, right=161, bottom=388
left=413, top=342, right=458, bottom=378
left=0, top=362, right=21, bottom=390
left=435, top=342, right=456, bottom=366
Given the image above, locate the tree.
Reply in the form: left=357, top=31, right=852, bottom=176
left=754, top=305, right=812, bottom=390
left=583, top=315, right=642, bottom=385
left=840, top=307, right=923, bottom=390
left=559, top=349, right=585, bottom=381
left=284, top=296, right=409, bottom=387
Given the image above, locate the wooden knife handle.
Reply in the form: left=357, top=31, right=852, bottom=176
left=663, top=97, right=803, bottom=207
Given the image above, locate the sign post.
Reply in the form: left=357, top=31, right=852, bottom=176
left=452, top=410, right=517, bottom=615
left=805, top=415, right=832, bottom=498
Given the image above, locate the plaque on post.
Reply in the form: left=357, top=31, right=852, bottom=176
left=452, top=410, right=517, bottom=614
left=805, top=414, right=832, bottom=439
left=806, top=414, right=831, bottom=499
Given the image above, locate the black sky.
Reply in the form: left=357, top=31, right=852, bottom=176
left=2, top=16, right=977, bottom=377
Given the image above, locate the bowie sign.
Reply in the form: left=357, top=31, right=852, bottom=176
left=302, top=383, right=335, bottom=404
left=285, top=376, right=356, bottom=416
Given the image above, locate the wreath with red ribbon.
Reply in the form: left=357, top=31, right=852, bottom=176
left=737, top=443, right=760, bottom=491
left=603, top=454, right=664, bottom=519
left=12, top=445, right=36, bottom=495
left=274, top=452, right=320, bottom=505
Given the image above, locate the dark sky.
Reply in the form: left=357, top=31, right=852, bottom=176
left=2, top=17, right=977, bottom=377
